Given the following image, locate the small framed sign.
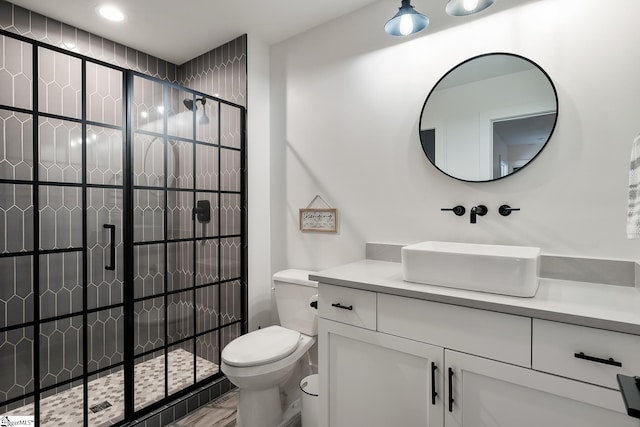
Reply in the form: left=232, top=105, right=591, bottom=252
left=299, top=208, right=338, bottom=233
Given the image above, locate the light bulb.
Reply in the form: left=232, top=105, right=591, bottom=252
left=463, top=0, right=479, bottom=11
left=97, top=5, right=125, bottom=22
left=399, top=15, right=414, bottom=36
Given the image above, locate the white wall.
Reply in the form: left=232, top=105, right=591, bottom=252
left=246, top=35, right=273, bottom=330
left=268, top=0, right=640, bottom=273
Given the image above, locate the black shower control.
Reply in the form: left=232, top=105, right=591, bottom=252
left=498, top=205, right=521, bottom=216
left=194, top=200, right=211, bottom=223
left=441, top=205, right=466, bottom=216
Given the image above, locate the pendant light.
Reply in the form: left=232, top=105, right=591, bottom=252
left=445, top=0, right=495, bottom=16
left=384, top=0, right=429, bottom=36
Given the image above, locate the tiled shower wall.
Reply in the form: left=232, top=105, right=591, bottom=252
left=0, top=0, right=248, bottom=108
left=178, top=35, right=247, bottom=108
left=0, top=1, right=178, bottom=83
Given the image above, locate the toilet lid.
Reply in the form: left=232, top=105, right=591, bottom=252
left=222, top=325, right=301, bottom=367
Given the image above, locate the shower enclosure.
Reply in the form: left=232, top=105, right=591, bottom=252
left=0, top=30, right=246, bottom=426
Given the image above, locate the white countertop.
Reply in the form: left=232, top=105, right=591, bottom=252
left=309, top=259, right=640, bottom=335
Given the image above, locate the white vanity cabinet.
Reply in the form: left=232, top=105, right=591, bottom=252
left=318, top=282, right=639, bottom=427
left=318, top=284, right=443, bottom=427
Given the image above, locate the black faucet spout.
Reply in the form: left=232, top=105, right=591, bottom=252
left=470, top=205, right=487, bottom=224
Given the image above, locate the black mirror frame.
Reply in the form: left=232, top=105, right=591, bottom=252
left=418, top=52, right=559, bottom=183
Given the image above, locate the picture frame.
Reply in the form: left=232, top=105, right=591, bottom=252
left=299, top=208, right=338, bottom=233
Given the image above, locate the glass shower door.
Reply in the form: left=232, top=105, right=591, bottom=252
left=0, top=35, right=126, bottom=426
left=36, top=48, right=126, bottom=426
left=83, top=60, right=126, bottom=426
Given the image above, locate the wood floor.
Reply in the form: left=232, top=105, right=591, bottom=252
left=168, top=390, right=238, bottom=427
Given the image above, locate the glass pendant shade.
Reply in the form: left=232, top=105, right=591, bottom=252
left=446, top=0, right=495, bottom=16
left=385, top=0, right=429, bottom=36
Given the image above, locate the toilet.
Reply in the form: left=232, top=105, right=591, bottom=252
left=221, top=269, right=318, bottom=427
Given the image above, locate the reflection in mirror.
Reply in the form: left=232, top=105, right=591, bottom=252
left=419, top=53, right=558, bottom=182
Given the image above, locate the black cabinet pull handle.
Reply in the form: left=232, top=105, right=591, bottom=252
left=103, top=224, right=116, bottom=271
left=431, top=362, right=438, bottom=405
left=331, top=303, right=353, bottom=311
left=448, top=367, right=454, bottom=412
left=574, top=352, right=622, bottom=367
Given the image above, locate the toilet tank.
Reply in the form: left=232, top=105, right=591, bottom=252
left=273, top=269, right=318, bottom=336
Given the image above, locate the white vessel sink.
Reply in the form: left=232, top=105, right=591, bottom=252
left=401, top=241, right=541, bottom=297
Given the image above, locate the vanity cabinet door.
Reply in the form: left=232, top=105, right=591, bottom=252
left=444, top=350, right=638, bottom=427
left=319, top=319, right=444, bottom=427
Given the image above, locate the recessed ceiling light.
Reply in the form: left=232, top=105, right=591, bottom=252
left=97, top=5, right=125, bottom=22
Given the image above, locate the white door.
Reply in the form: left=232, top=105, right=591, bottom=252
left=319, top=319, right=444, bottom=427
left=444, top=349, right=639, bottom=427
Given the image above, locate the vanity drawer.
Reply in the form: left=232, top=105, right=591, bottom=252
left=532, top=319, right=640, bottom=389
left=318, top=284, right=377, bottom=330
left=378, top=293, right=531, bottom=367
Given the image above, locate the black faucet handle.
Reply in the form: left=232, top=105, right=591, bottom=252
left=441, top=205, right=466, bottom=216
left=498, top=204, right=520, bottom=216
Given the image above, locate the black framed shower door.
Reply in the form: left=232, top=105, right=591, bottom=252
left=0, top=29, right=247, bottom=426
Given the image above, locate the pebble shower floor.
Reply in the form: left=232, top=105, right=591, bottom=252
left=6, top=349, right=219, bottom=426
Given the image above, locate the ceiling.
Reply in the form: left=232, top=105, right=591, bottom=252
left=7, top=0, right=543, bottom=66
left=7, top=0, right=382, bottom=64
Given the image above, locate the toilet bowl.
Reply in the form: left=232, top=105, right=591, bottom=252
left=221, top=269, right=318, bottom=427
left=222, top=327, right=316, bottom=427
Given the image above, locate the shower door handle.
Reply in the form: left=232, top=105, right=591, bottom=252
left=103, top=224, right=116, bottom=271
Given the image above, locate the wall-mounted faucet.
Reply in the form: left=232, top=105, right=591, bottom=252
left=470, top=205, right=488, bottom=223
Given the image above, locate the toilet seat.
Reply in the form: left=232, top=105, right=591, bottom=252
left=222, top=325, right=301, bottom=367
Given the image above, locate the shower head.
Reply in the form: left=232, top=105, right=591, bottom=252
left=183, top=99, right=195, bottom=111
left=182, top=97, right=209, bottom=125
left=184, top=97, right=206, bottom=111
left=183, top=97, right=209, bottom=124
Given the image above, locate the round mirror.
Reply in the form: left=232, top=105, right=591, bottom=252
left=419, top=53, right=558, bottom=182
